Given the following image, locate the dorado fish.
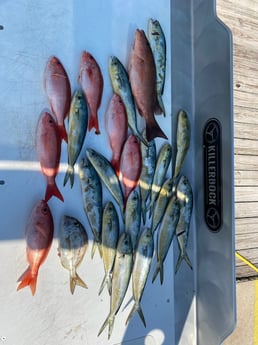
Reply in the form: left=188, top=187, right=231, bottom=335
left=64, top=90, right=88, bottom=188
left=125, top=190, right=141, bottom=252
left=148, top=143, right=172, bottom=215
left=147, top=18, right=166, bottom=116
left=44, top=56, right=71, bottom=142
left=126, top=227, right=154, bottom=327
left=105, top=94, right=128, bottom=175
left=175, top=175, right=193, bottom=273
left=128, top=29, right=167, bottom=142
left=173, top=110, right=191, bottom=179
left=120, top=134, right=142, bottom=205
left=78, top=51, right=103, bottom=134
left=99, top=202, right=119, bottom=296
left=98, top=232, right=133, bottom=339
left=86, top=148, right=124, bottom=216
left=36, top=111, right=63, bottom=202
left=152, top=197, right=180, bottom=284
left=78, top=157, right=102, bottom=258
left=108, top=56, right=148, bottom=146
left=58, top=215, right=88, bottom=294
left=17, top=200, right=54, bottom=295
left=139, top=129, right=156, bottom=224
left=151, top=177, right=173, bottom=232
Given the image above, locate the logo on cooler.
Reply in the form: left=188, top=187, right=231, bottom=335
left=203, top=119, right=222, bottom=232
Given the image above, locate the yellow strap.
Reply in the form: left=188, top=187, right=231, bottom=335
left=235, top=251, right=258, bottom=274
left=235, top=251, right=258, bottom=343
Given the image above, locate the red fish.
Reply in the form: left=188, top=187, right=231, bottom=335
left=44, top=56, right=71, bottom=143
left=36, top=111, right=64, bottom=202
left=78, top=51, right=103, bottom=134
left=119, top=134, right=142, bottom=205
left=105, top=94, right=128, bottom=175
left=128, top=29, right=167, bottom=142
left=17, top=200, right=54, bottom=295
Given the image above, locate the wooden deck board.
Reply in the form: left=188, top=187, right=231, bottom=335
left=217, top=1, right=258, bottom=277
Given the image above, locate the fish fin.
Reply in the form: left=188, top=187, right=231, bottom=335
left=175, top=250, right=193, bottom=274
left=152, top=261, right=164, bottom=285
left=45, top=181, right=64, bottom=202
left=145, top=118, right=168, bottom=142
left=98, top=314, right=115, bottom=339
left=155, top=93, right=166, bottom=116
left=58, top=124, right=68, bottom=143
left=63, top=164, right=75, bottom=188
left=70, top=272, right=88, bottom=294
left=98, top=273, right=112, bottom=296
left=17, top=267, right=38, bottom=296
left=135, top=130, right=149, bottom=147
left=91, top=234, right=102, bottom=259
left=126, top=301, right=146, bottom=327
left=88, top=113, right=100, bottom=135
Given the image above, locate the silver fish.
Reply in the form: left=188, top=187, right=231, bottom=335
left=125, top=190, right=141, bottom=252
left=86, top=148, right=124, bottom=216
left=148, top=142, right=172, bottom=216
left=99, top=202, right=119, bottom=296
left=58, top=215, right=88, bottom=294
left=63, top=90, right=88, bottom=187
left=126, top=227, right=154, bottom=327
left=147, top=18, right=166, bottom=116
left=173, top=110, right=191, bottom=180
left=175, top=175, right=193, bottom=273
left=78, top=157, right=102, bottom=258
left=151, top=177, right=174, bottom=232
left=139, top=130, right=156, bottom=224
left=108, top=56, right=148, bottom=146
left=152, top=197, right=180, bottom=284
left=98, top=232, right=133, bottom=339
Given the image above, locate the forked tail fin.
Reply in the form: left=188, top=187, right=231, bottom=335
left=17, top=266, right=38, bottom=296
left=70, top=271, right=88, bottom=294
left=45, top=180, right=64, bottom=202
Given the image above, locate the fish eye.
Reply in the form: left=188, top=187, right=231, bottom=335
left=42, top=206, right=48, bottom=214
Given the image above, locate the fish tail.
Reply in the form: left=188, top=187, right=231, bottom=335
left=175, top=249, right=193, bottom=274
left=142, top=203, right=147, bottom=224
left=58, top=124, right=68, bottom=143
left=91, top=239, right=102, bottom=259
left=146, top=118, right=168, bottom=142
left=45, top=180, right=64, bottom=202
left=152, top=261, right=164, bottom=285
left=17, top=266, right=38, bottom=296
left=126, top=301, right=146, bottom=328
left=135, top=129, right=149, bottom=147
left=98, top=313, right=115, bottom=339
left=88, top=113, right=100, bottom=135
left=98, top=273, right=112, bottom=296
left=70, top=272, right=88, bottom=294
left=63, top=164, right=75, bottom=188
left=155, top=93, right=166, bottom=116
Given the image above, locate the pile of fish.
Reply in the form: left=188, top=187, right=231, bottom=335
left=16, top=18, right=193, bottom=339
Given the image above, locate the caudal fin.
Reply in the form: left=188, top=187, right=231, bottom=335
left=146, top=118, right=168, bottom=142
left=70, top=272, right=88, bottom=294
left=152, top=260, right=164, bottom=285
left=98, top=273, right=112, bottom=296
left=155, top=93, right=166, bottom=116
left=63, top=164, right=75, bottom=188
left=45, top=180, right=64, bottom=202
left=17, top=266, right=38, bottom=296
left=88, top=113, right=100, bottom=135
left=98, top=313, right=115, bottom=339
left=126, top=301, right=146, bottom=327
left=175, top=249, right=193, bottom=274
left=91, top=237, right=102, bottom=259
left=58, top=124, right=68, bottom=143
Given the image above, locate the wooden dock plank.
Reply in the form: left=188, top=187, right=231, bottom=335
left=216, top=1, right=258, bottom=278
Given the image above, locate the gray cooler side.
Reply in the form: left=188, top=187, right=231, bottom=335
left=193, top=1, right=236, bottom=344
